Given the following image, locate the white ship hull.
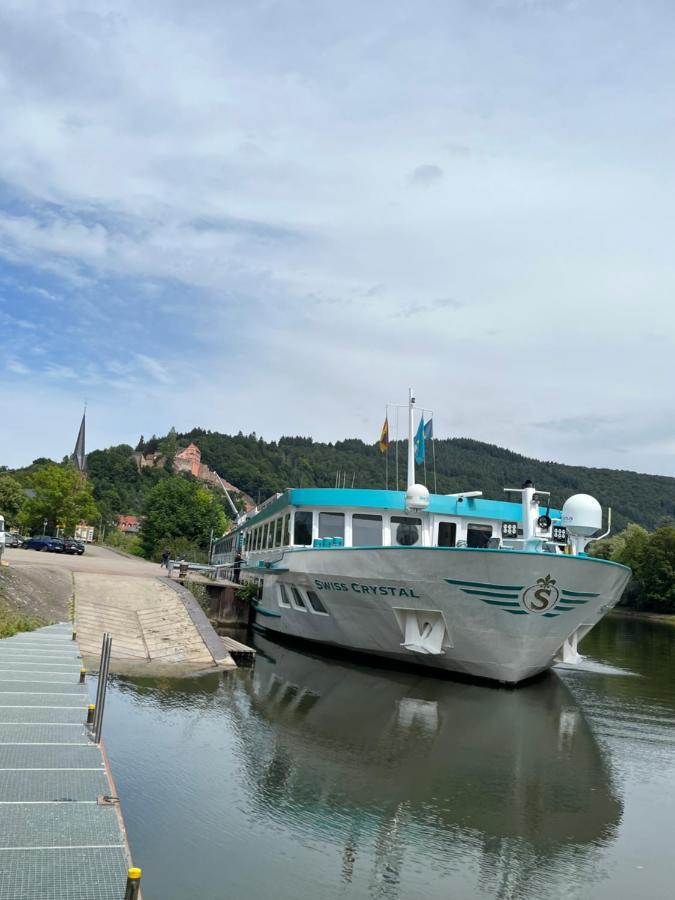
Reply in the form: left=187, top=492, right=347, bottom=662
left=253, top=547, right=631, bottom=684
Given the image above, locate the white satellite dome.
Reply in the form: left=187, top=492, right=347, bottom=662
left=562, top=494, right=602, bottom=536
left=405, top=483, right=430, bottom=511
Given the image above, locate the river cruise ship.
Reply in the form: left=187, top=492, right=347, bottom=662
left=212, top=394, right=631, bottom=684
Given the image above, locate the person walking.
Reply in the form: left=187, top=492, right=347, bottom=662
left=161, top=548, right=170, bottom=569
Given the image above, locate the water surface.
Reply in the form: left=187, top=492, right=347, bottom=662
left=100, top=617, right=675, bottom=899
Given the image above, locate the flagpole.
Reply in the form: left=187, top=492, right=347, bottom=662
left=385, top=405, right=389, bottom=490
left=395, top=407, right=399, bottom=491
left=407, top=387, right=415, bottom=488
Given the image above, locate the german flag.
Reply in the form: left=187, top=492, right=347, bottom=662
left=379, top=416, right=389, bottom=454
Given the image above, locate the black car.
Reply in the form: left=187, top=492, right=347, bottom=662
left=63, top=538, right=85, bottom=555
left=22, top=536, right=61, bottom=552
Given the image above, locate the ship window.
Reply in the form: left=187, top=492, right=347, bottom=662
left=467, top=524, right=492, bottom=548
left=278, top=585, right=291, bottom=608
left=352, top=514, right=382, bottom=546
left=438, top=522, right=456, bottom=547
left=255, top=527, right=261, bottom=551
left=282, top=514, right=290, bottom=546
left=391, top=516, right=421, bottom=546
left=306, top=590, right=328, bottom=615
left=290, top=586, right=307, bottom=610
left=319, top=512, right=345, bottom=541
left=274, top=518, right=282, bottom=548
left=294, top=511, right=313, bottom=545
left=267, top=523, right=274, bottom=549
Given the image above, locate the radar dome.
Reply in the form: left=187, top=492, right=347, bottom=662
left=405, top=483, right=430, bottom=511
left=562, top=494, right=602, bottom=536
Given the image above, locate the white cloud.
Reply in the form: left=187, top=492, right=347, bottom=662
left=0, top=0, right=675, bottom=476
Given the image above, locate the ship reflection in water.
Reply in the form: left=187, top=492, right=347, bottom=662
left=229, top=634, right=622, bottom=899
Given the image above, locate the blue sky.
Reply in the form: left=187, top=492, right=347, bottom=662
left=2, top=0, right=675, bottom=475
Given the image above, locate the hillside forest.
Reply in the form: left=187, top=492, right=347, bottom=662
left=4, top=427, right=675, bottom=611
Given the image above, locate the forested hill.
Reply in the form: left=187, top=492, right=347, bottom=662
left=107, top=428, right=675, bottom=532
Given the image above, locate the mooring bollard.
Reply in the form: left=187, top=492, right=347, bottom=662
left=72, top=630, right=77, bottom=641
left=79, top=668, right=86, bottom=684
left=86, top=704, right=95, bottom=725
left=124, top=867, right=142, bottom=899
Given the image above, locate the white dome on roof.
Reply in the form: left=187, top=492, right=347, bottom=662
left=405, top=483, right=430, bottom=511
left=562, top=494, right=602, bottom=536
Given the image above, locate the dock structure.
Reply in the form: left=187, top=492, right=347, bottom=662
left=0, top=623, right=133, bottom=899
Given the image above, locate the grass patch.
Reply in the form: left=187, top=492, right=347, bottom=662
left=0, top=603, right=43, bottom=639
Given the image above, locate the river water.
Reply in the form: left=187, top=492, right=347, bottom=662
left=100, top=617, right=675, bottom=900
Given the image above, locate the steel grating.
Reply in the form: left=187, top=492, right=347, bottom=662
left=0, top=708, right=88, bottom=724
left=0, top=803, right=122, bottom=848
left=0, top=681, right=86, bottom=694
left=0, top=695, right=86, bottom=707
left=0, top=745, right=103, bottom=769
left=0, top=725, right=91, bottom=744
left=0, top=770, right=110, bottom=802
left=0, top=625, right=134, bottom=895
left=0, top=672, right=82, bottom=682
left=0, top=847, right=129, bottom=900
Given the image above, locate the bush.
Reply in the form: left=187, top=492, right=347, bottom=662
left=103, top=530, right=145, bottom=557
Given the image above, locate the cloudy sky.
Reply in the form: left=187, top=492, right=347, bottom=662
left=1, top=0, right=674, bottom=475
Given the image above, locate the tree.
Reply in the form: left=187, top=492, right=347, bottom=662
left=0, top=475, right=26, bottom=524
left=20, top=466, right=99, bottom=536
left=140, top=476, right=228, bottom=560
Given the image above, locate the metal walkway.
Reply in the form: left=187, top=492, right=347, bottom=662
left=0, top=623, right=131, bottom=899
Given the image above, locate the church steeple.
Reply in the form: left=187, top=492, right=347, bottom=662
left=72, top=405, right=87, bottom=474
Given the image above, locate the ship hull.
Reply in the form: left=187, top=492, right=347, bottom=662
left=250, top=547, right=631, bottom=684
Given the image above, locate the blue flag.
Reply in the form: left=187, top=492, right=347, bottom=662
left=414, top=417, right=426, bottom=464
left=424, top=418, right=433, bottom=441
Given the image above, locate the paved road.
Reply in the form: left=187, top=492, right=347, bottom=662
left=3, top=545, right=233, bottom=675
left=5, top=543, right=163, bottom=577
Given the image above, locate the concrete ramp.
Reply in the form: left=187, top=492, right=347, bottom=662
left=74, top=574, right=234, bottom=675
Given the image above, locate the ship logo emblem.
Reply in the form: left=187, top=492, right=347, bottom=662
left=521, top=574, right=560, bottom=614
left=445, top=577, right=599, bottom=617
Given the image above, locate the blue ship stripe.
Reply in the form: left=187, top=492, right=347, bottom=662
left=461, top=589, right=521, bottom=599
left=504, top=609, right=528, bottom=615
left=562, top=589, right=599, bottom=597
left=446, top=578, right=524, bottom=591
left=480, top=599, right=521, bottom=607
left=542, top=612, right=560, bottom=618
left=253, top=606, right=282, bottom=618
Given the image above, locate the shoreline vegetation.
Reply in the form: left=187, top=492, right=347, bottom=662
left=590, top=523, right=675, bottom=614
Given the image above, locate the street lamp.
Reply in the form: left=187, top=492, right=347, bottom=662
left=42, top=518, right=48, bottom=536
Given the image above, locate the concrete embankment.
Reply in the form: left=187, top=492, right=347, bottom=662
left=3, top=545, right=235, bottom=675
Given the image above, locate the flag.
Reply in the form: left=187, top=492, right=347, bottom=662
left=414, top=417, right=426, bottom=464
left=424, top=418, right=433, bottom=441
left=379, top=416, right=389, bottom=454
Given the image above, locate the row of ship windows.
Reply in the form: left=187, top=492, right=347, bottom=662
left=278, top=584, right=329, bottom=615
left=216, top=513, right=498, bottom=555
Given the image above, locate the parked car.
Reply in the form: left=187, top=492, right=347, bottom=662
left=63, top=538, right=85, bottom=555
left=3, top=533, right=23, bottom=548
left=22, top=536, right=62, bottom=552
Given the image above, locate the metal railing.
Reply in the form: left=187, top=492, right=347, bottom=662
left=92, top=632, right=112, bottom=744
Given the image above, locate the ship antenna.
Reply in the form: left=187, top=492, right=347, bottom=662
left=407, top=387, right=416, bottom=488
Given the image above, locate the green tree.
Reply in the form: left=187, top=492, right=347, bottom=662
left=158, top=426, right=178, bottom=464
left=140, top=476, right=228, bottom=560
left=631, top=526, right=675, bottom=612
left=0, top=475, right=26, bottom=524
left=20, top=466, right=99, bottom=536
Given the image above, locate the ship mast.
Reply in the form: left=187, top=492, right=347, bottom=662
left=407, top=387, right=415, bottom=488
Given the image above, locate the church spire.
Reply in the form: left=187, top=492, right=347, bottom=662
left=72, top=404, right=87, bottom=474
